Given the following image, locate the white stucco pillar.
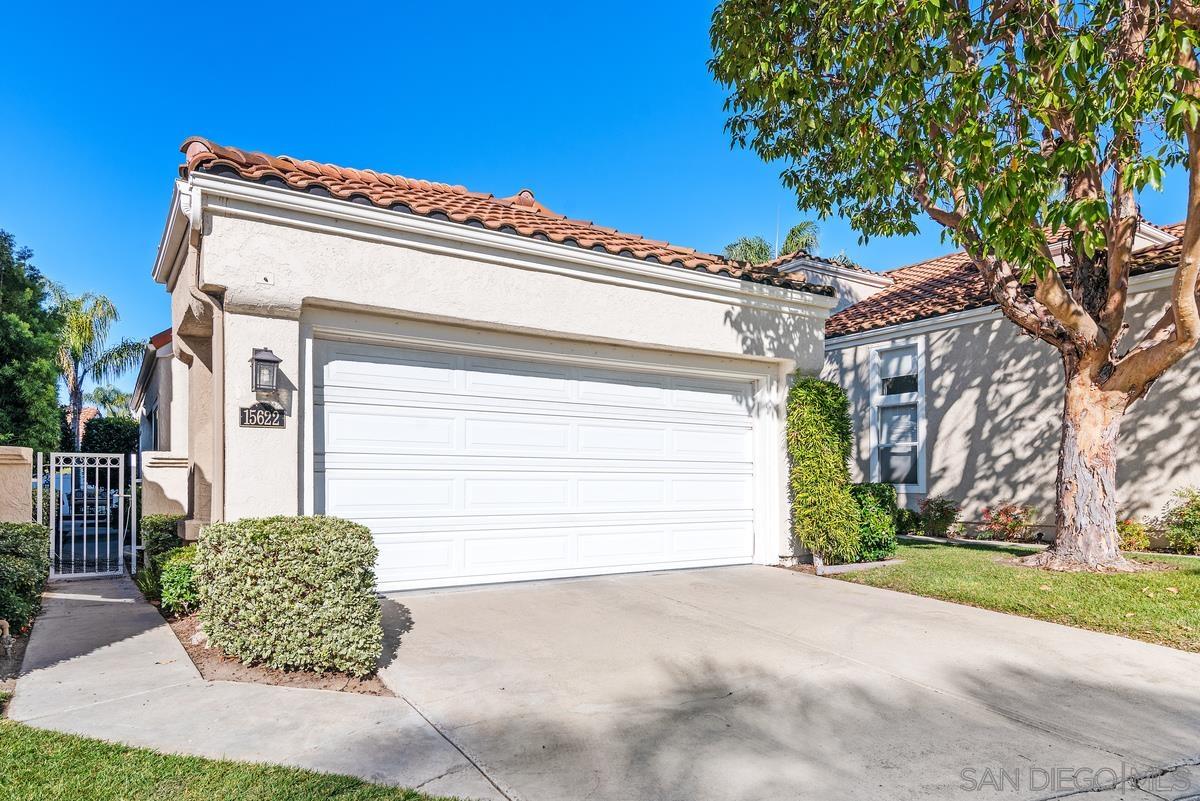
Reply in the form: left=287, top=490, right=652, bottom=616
left=221, top=311, right=302, bottom=520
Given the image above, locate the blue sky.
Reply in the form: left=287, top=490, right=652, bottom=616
left=0, top=2, right=1190, bottom=394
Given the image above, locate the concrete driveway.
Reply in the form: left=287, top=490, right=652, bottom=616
left=381, top=565, right=1200, bottom=801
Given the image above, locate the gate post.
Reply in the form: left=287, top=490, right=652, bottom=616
left=0, top=447, right=34, bottom=523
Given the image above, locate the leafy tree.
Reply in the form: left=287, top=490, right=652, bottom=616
left=86, top=385, right=132, bottom=418
left=711, top=0, right=1200, bottom=571
left=80, top=415, right=139, bottom=454
left=723, top=222, right=821, bottom=262
left=0, top=231, right=60, bottom=452
left=54, top=291, right=144, bottom=451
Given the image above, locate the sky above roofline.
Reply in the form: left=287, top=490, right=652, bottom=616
left=0, top=1, right=1191, bottom=394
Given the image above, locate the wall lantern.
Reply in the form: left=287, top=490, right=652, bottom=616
left=251, top=348, right=283, bottom=392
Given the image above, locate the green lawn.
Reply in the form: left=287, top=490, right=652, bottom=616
left=835, top=541, right=1200, bottom=652
left=0, top=719, right=459, bottom=801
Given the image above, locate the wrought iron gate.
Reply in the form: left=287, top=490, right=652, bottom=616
left=38, top=452, right=139, bottom=578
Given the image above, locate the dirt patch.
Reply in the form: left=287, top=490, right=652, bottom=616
left=1, top=620, right=32, bottom=710
left=1000, top=554, right=1176, bottom=573
left=167, top=614, right=392, bottom=696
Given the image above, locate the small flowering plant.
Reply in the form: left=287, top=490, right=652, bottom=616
left=979, top=502, right=1039, bottom=542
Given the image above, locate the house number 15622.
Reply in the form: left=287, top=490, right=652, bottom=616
left=239, top=405, right=284, bottom=428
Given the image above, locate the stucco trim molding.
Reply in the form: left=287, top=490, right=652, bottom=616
left=183, top=173, right=837, bottom=319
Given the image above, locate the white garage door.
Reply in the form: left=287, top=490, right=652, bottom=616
left=314, top=339, right=757, bottom=590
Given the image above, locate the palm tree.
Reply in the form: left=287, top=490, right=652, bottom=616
left=723, top=235, right=774, bottom=263
left=53, top=291, right=145, bottom=450
left=86, top=384, right=133, bottom=418
left=781, top=221, right=819, bottom=255
left=723, top=222, right=820, bottom=263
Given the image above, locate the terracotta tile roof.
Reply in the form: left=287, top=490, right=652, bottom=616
left=758, top=248, right=874, bottom=273
left=149, top=328, right=172, bottom=349
left=826, top=231, right=1184, bottom=338
left=179, top=138, right=833, bottom=297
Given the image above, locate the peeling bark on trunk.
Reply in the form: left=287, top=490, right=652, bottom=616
left=1020, top=373, right=1137, bottom=572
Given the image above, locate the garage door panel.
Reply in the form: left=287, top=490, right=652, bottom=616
left=316, top=340, right=758, bottom=590
left=322, top=408, right=457, bottom=452
left=322, top=345, right=459, bottom=393
left=463, top=418, right=570, bottom=451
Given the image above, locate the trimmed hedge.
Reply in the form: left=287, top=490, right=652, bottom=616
left=850, top=483, right=899, bottom=562
left=195, top=516, right=382, bottom=676
left=787, top=377, right=861, bottom=565
left=0, top=522, right=50, bottom=631
left=133, top=514, right=184, bottom=602
left=159, top=545, right=197, bottom=615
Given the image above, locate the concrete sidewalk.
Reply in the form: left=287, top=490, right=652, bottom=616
left=7, top=577, right=502, bottom=800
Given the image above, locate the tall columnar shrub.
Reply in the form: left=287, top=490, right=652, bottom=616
left=850, top=483, right=899, bottom=562
left=133, top=514, right=184, bottom=602
left=195, top=516, right=383, bottom=676
left=0, top=522, right=50, bottom=631
left=158, top=545, right=198, bottom=615
left=787, top=377, right=860, bottom=564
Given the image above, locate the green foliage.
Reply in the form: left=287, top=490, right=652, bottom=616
left=787, top=376, right=861, bottom=564
left=980, top=502, right=1039, bottom=542
left=0, top=231, right=60, bottom=452
left=159, top=546, right=198, bottom=615
left=895, top=507, right=922, bottom=535
left=919, top=496, right=960, bottom=538
left=1161, top=488, right=1200, bottom=555
left=850, top=483, right=899, bottom=562
left=0, top=522, right=50, bottom=631
left=1117, top=518, right=1151, bottom=552
left=81, top=416, right=139, bottom=454
left=723, top=235, right=774, bottom=263
left=85, top=385, right=132, bottom=418
left=134, top=515, right=184, bottom=601
left=53, top=289, right=145, bottom=450
left=195, top=516, right=383, bottom=676
left=723, top=222, right=820, bottom=263
left=710, top=1, right=1200, bottom=274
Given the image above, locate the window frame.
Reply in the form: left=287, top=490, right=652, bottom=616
left=868, top=338, right=926, bottom=495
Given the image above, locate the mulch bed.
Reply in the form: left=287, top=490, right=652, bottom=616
left=166, top=613, right=392, bottom=696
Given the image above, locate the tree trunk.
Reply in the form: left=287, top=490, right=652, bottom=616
left=71, top=388, right=84, bottom=452
left=1021, top=372, right=1137, bottom=572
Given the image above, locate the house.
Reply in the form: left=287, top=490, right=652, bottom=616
left=803, top=221, right=1200, bottom=535
left=133, top=137, right=837, bottom=590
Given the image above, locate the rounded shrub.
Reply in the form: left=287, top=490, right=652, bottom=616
left=895, top=507, right=921, bottom=535
left=1116, top=519, right=1150, bottom=553
left=195, top=516, right=382, bottom=676
left=850, top=483, right=899, bottom=562
left=159, top=545, right=198, bottom=615
left=787, top=376, right=861, bottom=565
left=919, top=495, right=960, bottom=538
left=0, top=522, right=50, bottom=631
left=1160, top=488, right=1200, bottom=555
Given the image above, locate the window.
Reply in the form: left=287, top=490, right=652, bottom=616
left=870, top=341, right=925, bottom=491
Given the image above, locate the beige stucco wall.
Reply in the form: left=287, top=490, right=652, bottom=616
left=826, top=279, right=1200, bottom=531
left=0, top=447, right=32, bottom=523
left=138, top=349, right=189, bottom=453
left=157, top=183, right=832, bottom=561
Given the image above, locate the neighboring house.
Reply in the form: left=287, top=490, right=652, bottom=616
left=802, top=221, right=1199, bottom=535
left=138, top=137, right=837, bottom=590
left=64, top=406, right=100, bottom=442
left=131, top=327, right=184, bottom=452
